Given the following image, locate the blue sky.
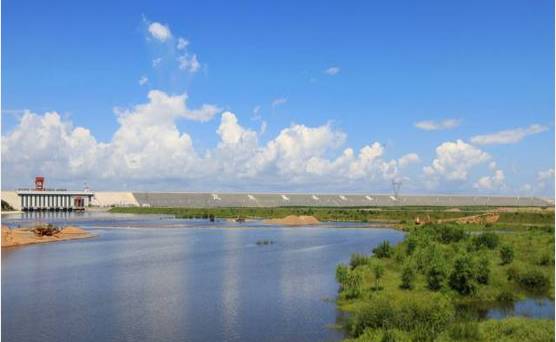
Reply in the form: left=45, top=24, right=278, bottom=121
left=2, top=0, right=554, bottom=195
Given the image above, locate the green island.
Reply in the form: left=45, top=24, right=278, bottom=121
left=110, top=206, right=555, bottom=341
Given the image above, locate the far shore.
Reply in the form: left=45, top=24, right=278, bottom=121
left=2, top=225, right=95, bottom=248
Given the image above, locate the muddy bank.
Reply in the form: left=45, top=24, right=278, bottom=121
left=263, top=215, right=320, bottom=226
left=2, top=225, right=94, bottom=247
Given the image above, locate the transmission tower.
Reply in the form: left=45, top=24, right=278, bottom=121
left=392, top=179, right=402, bottom=199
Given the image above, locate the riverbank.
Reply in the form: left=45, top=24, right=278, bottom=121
left=2, top=225, right=94, bottom=247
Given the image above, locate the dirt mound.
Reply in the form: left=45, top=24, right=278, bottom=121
left=445, top=208, right=462, bottom=212
left=263, top=215, right=320, bottom=226
left=60, top=226, right=88, bottom=234
left=439, top=212, right=500, bottom=225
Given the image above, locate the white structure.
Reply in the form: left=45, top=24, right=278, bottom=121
left=17, top=190, right=94, bottom=211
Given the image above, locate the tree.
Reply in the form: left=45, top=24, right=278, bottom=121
left=476, top=256, right=490, bottom=284
left=449, top=254, right=477, bottom=295
left=500, top=245, right=514, bottom=265
left=373, top=261, right=385, bottom=290
left=427, top=258, right=447, bottom=291
left=400, top=263, right=415, bottom=290
left=373, top=240, right=394, bottom=258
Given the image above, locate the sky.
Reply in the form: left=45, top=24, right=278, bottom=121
left=2, top=0, right=554, bottom=196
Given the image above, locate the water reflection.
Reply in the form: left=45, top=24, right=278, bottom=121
left=2, top=213, right=404, bottom=342
left=487, top=298, right=555, bottom=320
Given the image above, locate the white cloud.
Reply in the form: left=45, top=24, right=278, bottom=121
left=423, top=139, right=490, bottom=182
left=148, top=22, right=172, bottom=42
left=177, top=37, right=189, bottom=50
left=152, top=58, right=162, bottom=67
left=398, top=153, right=420, bottom=168
left=251, top=105, right=262, bottom=121
left=324, top=66, right=340, bottom=76
left=474, top=169, right=505, bottom=190
left=470, top=124, right=548, bottom=145
left=5, top=93, right=512, bottom=193
left=538, top=168, right=555, bottom=182
left=177, top=54, right=201, bottom=73
left=138, top=76, right=148, bottom=86
left=415, top=118, right=461, bottom=131
left=272, top=98, right=287, bottom=108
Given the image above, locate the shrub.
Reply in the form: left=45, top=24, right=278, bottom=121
left=538, top=254, right=553, bottom=266
left=500, top=245, right=514, bottom=265
left=517, top=269, right=550, bottom=293
left=435, top=224, right=466, bottom=244
left=427, top=257, right=447, bottom=291
left=444, top=321, right=481, bottom=341
left=373, top=240, right=394, bottom=258
left=496, top=290, right=516, bottom=304
left=400, top=263, right=416, bottom=290
left=336, top=264, right=349, bottom=286
left=405, top=237, right=417, bottom=256
left=472, top=232, right=499, bottom=250
left=397, top=295, right=455, bottom=339
left=475, top=256, right=490, bottom=285
left=449, top=254, right=477, bottom=295
left=373, top=261, right=385, bottom=290
left=347, top=294, right=454, bottom=339
left=347, top=297, right=396, bottom=337
left=343, top=268, right=365, bottom=299
left=350, top=253, right=370, bottom=269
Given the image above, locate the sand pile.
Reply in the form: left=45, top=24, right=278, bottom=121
left=60, top=226, right=88, bottom=234
left=2, top=225, right=94, bottom=248
left=263, top=215, right=320, bottom=226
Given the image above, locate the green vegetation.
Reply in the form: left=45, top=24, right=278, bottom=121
left=336, top=216, right=554, bottom=341
left=1, top=199, right=14, bottom=211
left=109, top=206, right=554, bottom=229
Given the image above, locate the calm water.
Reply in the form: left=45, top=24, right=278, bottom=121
left=1, top=212, right=405, bottom=342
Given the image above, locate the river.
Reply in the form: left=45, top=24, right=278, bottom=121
left=1, top=212, right=405, bottom=342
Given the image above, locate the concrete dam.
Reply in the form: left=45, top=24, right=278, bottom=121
left=2, top=191, right=551, bottom=210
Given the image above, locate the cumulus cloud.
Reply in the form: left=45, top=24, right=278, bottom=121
left=177, top=37, right=189, bottom=50
left=324, top=66, right=340, bottom=76
left=148, top=22, right=172, bottom=42
left=398, top=153, right=420, bottom=168
left=423, top=139, right=490, bottom=182
left=2, top=92, right=413, bottom=191
left=470, top=124, right=548, bottom=145
left=138, top=76, right=148, bottom=86
left=177, top=54, right=201, bottom=73
left=415, top=118, right=461, bottom=131
left=474, top=169, right=505, bottom=190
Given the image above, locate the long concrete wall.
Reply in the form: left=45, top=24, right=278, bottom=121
left=131, top=192, right=552, bottom=208
left=2, top=191, right=552, bottom=210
